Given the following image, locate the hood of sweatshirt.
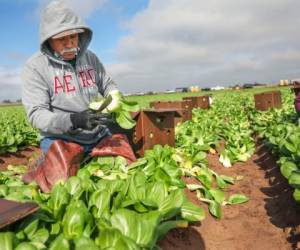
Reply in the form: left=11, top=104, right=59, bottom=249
left=40, top=0, right=92, bottom=64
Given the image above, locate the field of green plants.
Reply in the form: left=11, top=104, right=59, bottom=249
left=0, top=86, right=299, bottom=249
left=0, top=106, right=39, bottom=154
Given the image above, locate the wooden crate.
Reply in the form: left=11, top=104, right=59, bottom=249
left=0, top=199, right=39, bottom=229
left=254, top=91, right=282, bottom=111
left=129, top=109, right=178, bottom=157
left=149, top=100, right=192, bottom=123
left=183, top=95, right=210, bottom=109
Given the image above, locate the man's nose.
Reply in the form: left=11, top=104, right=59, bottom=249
left=64, top=37, right=74, bottom=47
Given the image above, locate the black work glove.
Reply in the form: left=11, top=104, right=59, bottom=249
left=70, top=110, right=113, bottom=130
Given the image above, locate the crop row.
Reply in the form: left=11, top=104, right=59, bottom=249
left=0, top=106, right=39, bottom=154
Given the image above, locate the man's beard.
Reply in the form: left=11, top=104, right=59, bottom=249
left=61, top=47, right=79, bottom=56
left=54, top=47, right=80, bottom=60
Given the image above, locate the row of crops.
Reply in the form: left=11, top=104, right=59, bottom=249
left=176, top=88, right=300, bottom=204
left=0, top=106, right=39, bottom=154
left=250, top=94, right=300, bottom=202
left=0, top=88, right=299, bottom=249
left=0, top=145, right=248, bottom=249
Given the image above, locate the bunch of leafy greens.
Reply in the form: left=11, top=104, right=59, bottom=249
left=0, top=146, right=205, bottom=249
left=89, top=90, right=140, bottom=129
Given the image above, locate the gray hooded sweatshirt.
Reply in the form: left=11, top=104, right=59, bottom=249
left=22, top=1, right=117, bottom=144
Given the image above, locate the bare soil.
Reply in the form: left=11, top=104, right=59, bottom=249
left=159, top=141, right=300, bottom=250
left=0, top=146, right=42, bottom=171
left=1, top=142, right=300, bottom=250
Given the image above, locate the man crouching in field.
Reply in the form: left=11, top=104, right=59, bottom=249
left=21, top=1, right=135, bottom=192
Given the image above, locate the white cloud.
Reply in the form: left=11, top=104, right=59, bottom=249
left=108, top=0, right=300, bottom=93
left=64, top=0, right=108, bottom=18
left=4, top=0, right=300, bottom=100
left=0, top=67, right=22, bottom=102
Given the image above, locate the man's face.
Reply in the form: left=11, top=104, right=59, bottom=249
left=48, top=33, right=79, bottom=60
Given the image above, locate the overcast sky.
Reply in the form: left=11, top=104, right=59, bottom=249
left=1, top=0, right=300, bottom=101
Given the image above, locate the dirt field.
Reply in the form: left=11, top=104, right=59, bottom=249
left=1, top=141, right=300, bottom=250
left=159, top=141, right=300, bottom=250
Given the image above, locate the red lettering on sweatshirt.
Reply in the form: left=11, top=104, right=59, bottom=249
left=79, top=68, right=96, bottom=88
left=54, top=76, right=64, bottom=94
left=87, top=69, right=96, bottom=84
left=79, top=71, right=90, bottom=87
left=64, top=75, right=76, bottom=93
left=54, top=74, right=76, bottom=94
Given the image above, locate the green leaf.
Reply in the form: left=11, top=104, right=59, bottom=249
left=88, top=190, right=111, bottom=219
left=127, top=158, right=147, bottom=170
left=7, top=165, right=28, bottom=175
left=0, top=184, right=8, bottom=197
left=293, top=189, right=300, bottom=203
left=111, top=209, right=161, bottom=248
left=16, top=231, right=25, bottom=241
left=77, top=168, right=92, bottom=180
left=127, top=171, right=147, bottom=201
left=186, top=184, right=204, bottom=192
left=114, top=111, right=136, bottom=129
left=284, top=141, right=297, bottom=153
left=154, top=168, right=172, bottom=184
left=107, top=90, right=123, bottom=112
left=288, top=171, right=300, bottom=189
left=49, top=234, right=70, bottom=250
left=95, top=227, right=138, bottom=250
left=47, top=184, right=70, bottom=220
left=227, top=194, right=249, bottom=204
left=134, top=202, right=148, bottom=213
left=215, top=175, right=227, bottom=189
left=89, top=99, right=105, bottom=111
left=181, top=199, right=205, bottom=222
left=159, top=189, right=184, bottom=219
left=15, top=242, right=37, bottom=250
left=219, top=175, right=235, bottom=184
left=23, top=219, right=39, bottom=240
left=50, top=222, right=61, bottom=235
left=208, top=200, right=222, bottom=219
left=121, top=99, right=140, bottom=112
left=146, top=182, right=167, bottom=205
left=62, top=200, right=93, bottom=240
left=30, top=228, right=49, bottom=243
left=280, top=161, right=298, bottom=179
left=97, top=156, right=115, bottom=167
left=197, top=174, right=212, bottom=189
left=192, top=151, right=207, bottom=164
left=74, top=237, right=99, bottom=250
left=209, top=189, right=225, bottom=204
left=65, top=176, right=82, bottom=198
left=0, top=232, right=15, bottom=250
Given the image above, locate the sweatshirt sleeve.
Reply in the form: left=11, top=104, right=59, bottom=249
left=22, top=63, right=73, bottom=134
left=93, top=54, right=118, bottom=97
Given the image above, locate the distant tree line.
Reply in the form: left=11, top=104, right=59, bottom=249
left=1, top=99, right=22, bottom=104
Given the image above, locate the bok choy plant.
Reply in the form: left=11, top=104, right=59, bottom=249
left=89, top=90, right=140, bottom=129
